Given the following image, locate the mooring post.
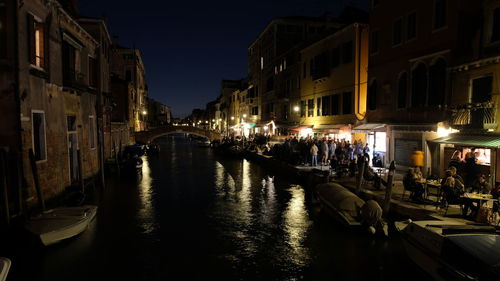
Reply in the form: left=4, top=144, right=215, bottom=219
left=383, top=161, right=396, bottom=216
left=356, top=154, right=365, bottom=194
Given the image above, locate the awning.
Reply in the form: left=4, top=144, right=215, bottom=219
left=313, top=124, right=347, bottom=133
left=290, top=125, right=312, bottom=132
left=352, top=123, right=386, bottom=133
left=428, top=133, right=500, bottom=148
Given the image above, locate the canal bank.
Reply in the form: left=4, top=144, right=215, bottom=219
left=242, top=151, right=466, bottom=222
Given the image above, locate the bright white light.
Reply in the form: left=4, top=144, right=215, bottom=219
left=263, top=125, right=269, bottom=131
left=231, top=116, right=235, bottom=120
left=142, top=110, right=147, bottom=115
left=293, top=106, right=300, bottom=112
left=212, top=119, right=215, bottom=122
left=299, top=128, right=312, bottom=138
left=242, top=114, right=247, bottom=118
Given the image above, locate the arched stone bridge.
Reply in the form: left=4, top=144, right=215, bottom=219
left=135, top=125, right=222, bottom=143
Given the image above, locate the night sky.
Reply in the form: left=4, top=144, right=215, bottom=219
left=80, top=0, right=367, bottom=118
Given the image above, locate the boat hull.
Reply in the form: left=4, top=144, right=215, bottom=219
left=0, top=257, right=11, bottom=281
left=25, top=205, right=98, bottom=246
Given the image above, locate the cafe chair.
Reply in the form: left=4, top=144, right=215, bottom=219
left=437, top=190, right=463, bottom=216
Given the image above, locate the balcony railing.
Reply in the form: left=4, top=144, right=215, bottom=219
left=450, top=102, right=497, bottom=130
left=63, top=68, right=87, bottom=91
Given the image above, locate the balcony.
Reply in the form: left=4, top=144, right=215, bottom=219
left=63, top=69, right=87, bottom=91
left=450, top=102, right=497, bottom=130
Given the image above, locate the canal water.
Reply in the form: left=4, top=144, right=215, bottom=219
left=4, top=135, right=430, bottom=281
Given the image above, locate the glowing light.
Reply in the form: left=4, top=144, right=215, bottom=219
left=231, top=116, right=235, bottom=120
left=299, top=128, right=313, bottom=138
left=142, top=110, right=147, bottom=115
left=437, top=123, right=458, bottom=137
left=263, top=125, right=269, bottom=131
left=293, top=106, right=300, bottom=112
left=212, top=119, right=215, bottom=122
left=205, top=121, right=208, bottom=123
left=242, top=114, right=247, bottom=118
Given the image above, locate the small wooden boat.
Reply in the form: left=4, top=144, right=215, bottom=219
left=0, top=257, right=11, bottom=281
left=313, top=182, right=388, bottom=235
left=314, top=182, right=364, bottom=227
left=25, top=205, right=98, bottom=246
left=395, top=219, right=500, bottom=281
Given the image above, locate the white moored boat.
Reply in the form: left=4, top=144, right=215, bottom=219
left=0, top=257, right=11, bottom=281
left=396, top=219, right=500, bottom=281
left=25, top=205, right=97, bottom=246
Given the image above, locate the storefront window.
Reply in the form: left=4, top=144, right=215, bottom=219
left=374, top=132, right=386, bottom=152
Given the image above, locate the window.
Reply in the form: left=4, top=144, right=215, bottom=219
left=260, top=56, right=264, bottom=70
left=312, top=52, right=329, bottom=80
left=393, top=18, right=403, bottom=45
left=434, top=0, right=446, bottom=29
left=331, top=95, right=340, bottom=115
left=62, top=37, right=83, bottom=86
left=368, top=80, right=377, bottom=110
left=342, top=92, right=352, bottom=114
left=266, top=76, right=274, bottom=92
left=32, top=111, right=46, bottom=161
left=307, top=99, right=314, bottom=117
left=281, top=104, right=288, bottom=120
left=0, top=2, right=6, bottom=58
left=251, top=106, right=259, bottom=116
left=317, top=98, right=321, bottom=116
left=491, top=8, right=500, bottom=43
left=300, top=100, right=306, bottom=117
left=27, top=14, right=45, bottom=68
left=89, top=116, right=96, bottom=149
left=471, top=75, right=493, bottom=103
left=342, top=41, right=353, bottom=64
left=407, top=12, right=417, bottom=40
left=428, top=58, right=446, bottom=106
left=67, top=115, right=77, bottom=131
left=411, top=63, right=428, bottom=107
left=88, top=57, right=98, bottom=88
left=370, top=30, right=379, bottom=55
left=331, top=48, right=340, bottom=68
left=322, top=95, right=330, bottom=116
left=397, top=73, right=408, bottom=109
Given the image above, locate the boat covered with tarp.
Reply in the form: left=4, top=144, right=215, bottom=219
left=314, top=183, right=366, bottom=227
left=396, top=219, right=500, bottom=281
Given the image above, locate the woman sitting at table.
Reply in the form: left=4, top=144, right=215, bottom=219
left=441, top=176, right=464, bottom=208
left=403, top=168, right=425, bottom=203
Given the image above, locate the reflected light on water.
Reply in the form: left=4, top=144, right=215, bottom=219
left=284, top=185, right=311, bottom=266
left=138, top=156, right=157, bottom=234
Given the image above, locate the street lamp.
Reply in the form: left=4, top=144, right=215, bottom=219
left=231, top=116, right=235, bottom=120
left=242, top=114, right=247, bottom=118
left=293, top=106, right=300, bottom=112
left=142, top=110, right=147, bottom=115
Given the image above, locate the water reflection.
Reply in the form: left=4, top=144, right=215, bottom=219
left=137, top=156, right=157, bottom=235
left=283, top=185, right=311, bottom=266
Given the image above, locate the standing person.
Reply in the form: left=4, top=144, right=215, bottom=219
left=321, top=139, right=329, bottom=165
left=328, top=140, right=336, bottom=160
left=310, top=142, right=319, bottom=167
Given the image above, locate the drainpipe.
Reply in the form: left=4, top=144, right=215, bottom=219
left=356, top=23, right=365, bottom=121
left=97, top=42, right=105, bottom=188
left=13, top=0, right=26, bottom=216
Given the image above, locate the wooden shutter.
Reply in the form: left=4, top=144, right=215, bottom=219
left=27, top=13, right=35, bottom=65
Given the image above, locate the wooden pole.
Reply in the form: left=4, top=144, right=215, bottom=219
left=0, top=149, right=10, bottom=225
left=77, top=149, right=85, bottom=193
left=356, top=154, right=365, bottom=194
left=29, top=149, right=45, bottom=212
left=383, top=161, right=396, bottom=216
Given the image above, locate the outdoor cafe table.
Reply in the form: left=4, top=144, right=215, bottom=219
left=423, top=180, right=441, bottom=202
left=460, top=193, right=498, bottom=222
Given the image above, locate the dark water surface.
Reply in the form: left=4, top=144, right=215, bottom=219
left=4, top=135, right=430, bottom=281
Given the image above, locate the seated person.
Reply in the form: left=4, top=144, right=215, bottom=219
left=449, top=166, right=465, bottom=189
left=492, top=183, right=500, bottom=214
left=441, top=176, right=463, bottom=206
left=469, top=174, right=491, bottom=194
left=463, top=175, right=492, bottom=218
left=403, top=168, right=424, bottom=202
